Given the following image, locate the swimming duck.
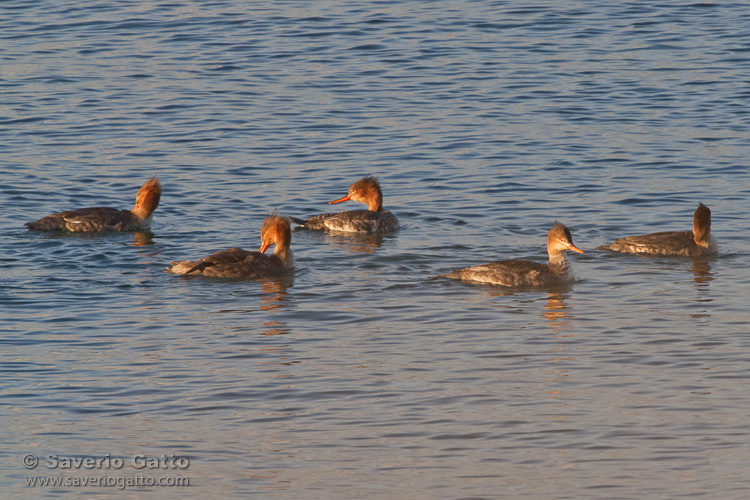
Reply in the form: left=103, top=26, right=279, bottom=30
left=25, top=176, right=161, bottom=232
left=438, top=222, right=583, bottom=286
left=597, top=203, right=717, bottom=256
left=166, top=214, right=294, bottom=278
left=291, top=176, right=399, bottom=233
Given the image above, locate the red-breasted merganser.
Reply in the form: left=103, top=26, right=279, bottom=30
left=291, top=176, right=399, bottom=233
left=597, top=203, right=717, bottom=256
left=25, top=177, right=161, bottom=232
left=438, top=222, right=584, bottom=286
left=166, top=214, right=294, bottom=278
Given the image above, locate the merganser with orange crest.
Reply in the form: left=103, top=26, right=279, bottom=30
left=166, top=214, right=294, bottom=278
left=438, top=222, right=584, bottom=286
left=25, top=176, right=161, bottom=232
left=597, top=203, right=717, bottom=256
left=291, top=176, right=399, bottom=233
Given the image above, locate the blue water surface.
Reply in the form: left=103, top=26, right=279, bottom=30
left=2, top=1, right=750, bottom=498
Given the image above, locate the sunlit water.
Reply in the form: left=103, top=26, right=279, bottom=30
left=2, top=1, right=750, bottom=498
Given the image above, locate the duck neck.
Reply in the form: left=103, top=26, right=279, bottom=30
left=131, top=206, right=151, bottom=219
left=692, top=206, right=712, bottom=246
left=367, top=197, right=383, bottom=212
left=693, top=226, right=711, bottom=246
left=548, top=251, right=572, bottom=276
left=273, top=240, right=294, bottom=268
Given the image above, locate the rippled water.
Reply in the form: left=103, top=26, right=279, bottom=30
left=2, top=1, right=750, bottom=498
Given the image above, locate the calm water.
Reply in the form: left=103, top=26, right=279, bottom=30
left=2, top=1, right=750, bottom=498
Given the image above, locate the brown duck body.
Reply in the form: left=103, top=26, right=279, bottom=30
left=292, top=176, right=400, bottom=233
left=25, top=177, right=161, bottom=232
left=597, top=203, right=717, bottom=257
left=168, top=248, right=289, bottom=278
left=439, top=222, right=584, bottom=287
left=25, top=207, right=149, bottom=232
left=443, top=259, right=575, bottom=287
left=295, top=209, right=399, bottom=233
left=167, top=215, right=294, bottom=278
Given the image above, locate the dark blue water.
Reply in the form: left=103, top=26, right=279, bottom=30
left=2, top=1, right=750, bottom=498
